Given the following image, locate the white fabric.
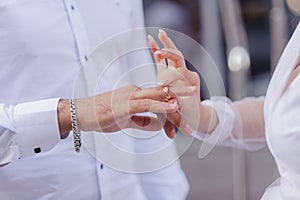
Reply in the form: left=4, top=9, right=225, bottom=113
left=15, top=98, right=61, bottom=157
left=262, top=22, right=300, bottom=200
left=0, top=0, right=188, bottom=199
left=193, top=96, right=266, bottom=151
left=194, top=23, right=300, bottom=199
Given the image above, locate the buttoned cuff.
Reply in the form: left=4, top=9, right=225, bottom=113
left=15, top=98, right=61, bottom=157
left=192, top=97, right=235, bottom=145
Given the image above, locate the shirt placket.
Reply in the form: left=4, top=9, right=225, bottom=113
left=62, top=0, right=105, bottom=198
left=63, top=0, right=91, bottom=65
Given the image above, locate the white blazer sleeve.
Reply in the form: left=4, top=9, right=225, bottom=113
left=0, top=98, right=61, bottom=165
left=193, top=96, right=266, bottom=151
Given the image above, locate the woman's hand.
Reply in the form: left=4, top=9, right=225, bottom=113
left=148, top=30, right=218, bottom=138
left=58, top=84, right=196, bottom=136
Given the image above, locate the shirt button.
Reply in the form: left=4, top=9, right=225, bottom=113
left=70, top=5, right=75, bottom=10
left=100, top=164, right=104, bottom=169
left=34, top=147, right=41, bottom=154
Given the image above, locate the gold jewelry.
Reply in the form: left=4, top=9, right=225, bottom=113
left=163, top=86, right=171, bottom=101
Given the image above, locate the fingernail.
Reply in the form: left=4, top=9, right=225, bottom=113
left=184, top=124, right=193, bottom=134
left=147, top=34, right=154, bottom=40
left=159, top=29, right=167, bottom=35
left=168, top=103, right=178, bottom=109
left=154, top=50, right=163, bottom=55
left=170, top=129, right=176, bottom=137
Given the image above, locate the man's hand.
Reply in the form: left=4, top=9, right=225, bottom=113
left=57, top=84, right=196, bottom=138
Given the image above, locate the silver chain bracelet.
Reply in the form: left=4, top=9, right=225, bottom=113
left=70, top=98, right=81, bottom=153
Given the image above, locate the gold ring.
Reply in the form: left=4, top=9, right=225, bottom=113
left=163, top=86, right=171, bottom=101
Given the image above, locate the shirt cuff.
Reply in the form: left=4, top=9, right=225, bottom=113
left=192, top=97, right=235, bottom=145
left=14, top=98, right=61, bottom=157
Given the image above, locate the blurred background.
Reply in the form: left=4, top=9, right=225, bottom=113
left=143, top=0, right=300, bottom=200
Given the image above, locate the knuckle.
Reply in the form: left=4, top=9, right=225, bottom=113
left=191, top=72, right=200, bottom=81
left=129, top=85, right=140, bottom=91
left=133, top=100, right=151, bottom=113
left=177, top=68, right=186, bottom=75
left=129, top=100, right=137, bottom=114
left=143, top=99, right=151, bottom=107
left=191, top=71, right=198, bottom=77
left=177, top=51, right=184, bottom=58
left=156, top=85, right=164, bottom=94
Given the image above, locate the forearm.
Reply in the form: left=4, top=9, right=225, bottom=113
left=193, top=96, right=266, bottom=151
left=231, top=97, right=265, bottom=141
left=198, top=97, right=265, bottom=137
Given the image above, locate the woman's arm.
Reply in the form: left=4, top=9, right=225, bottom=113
left=232, top=97, right=265, bottom=143
left=195, top=96, right=266, bottom=151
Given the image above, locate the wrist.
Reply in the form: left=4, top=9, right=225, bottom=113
left=75, top=97, right=97, bottom=132
left=199, top=103, right=219, bottom=133
left=57, top=99, right=72, bottom=138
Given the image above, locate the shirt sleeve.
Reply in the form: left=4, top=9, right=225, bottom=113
left=0, top=98, right=61, bottom=165
left=193, top=96, right=266, bottom=151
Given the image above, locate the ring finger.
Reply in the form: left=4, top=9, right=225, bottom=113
left=131, top=85, right=196, bottom=101
left=166, top=112, right=193, bottom=135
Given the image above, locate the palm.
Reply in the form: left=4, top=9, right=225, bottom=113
left=148, top=30, right=201, bottom=137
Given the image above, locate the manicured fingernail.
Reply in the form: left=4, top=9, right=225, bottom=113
left=159, top=29, right=167, bottom=35
left=184, top=124, right=193, bottom=134
left=154, top=50, right=163, bottom=55
left=147, top=34, right=154, bottom=40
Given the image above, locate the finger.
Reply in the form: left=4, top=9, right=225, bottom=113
left=163, top=120, right=176, bottom=139
left=157, top=112, right=167, bottom=123
left=160, top=68, right=200, bottom=90
left=170, top=86, right=197, bottom=98
left=129, top=99, right=179, bottom=114
left=131, top=85, right=196, bottom=101
left=158, top=68, right=187, bottom=85
left=157, top=67, right=183, bottom=85
left=148, top=34, right=160, bottom=54
left=156, top=113, right=176, bottom=139
left=180, top=70, right=201, bottom=91
left=154, top=48, right=186, bottom=69
left=158, top=29, right=178, bottom=50
left=148, top=34, right=166, bottom=74
left=157, top=29, right=179, bottom=68
left=167, top=112, right=193, bottom=135
left=128, top=115, right=163, bottom=131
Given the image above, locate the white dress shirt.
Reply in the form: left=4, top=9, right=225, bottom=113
left=194, top=23, right=300, bottom=199
left=0, top=0, right=189, bottom=199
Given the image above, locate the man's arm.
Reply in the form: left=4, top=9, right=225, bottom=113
left=1, top=84, right=191, bottom=165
